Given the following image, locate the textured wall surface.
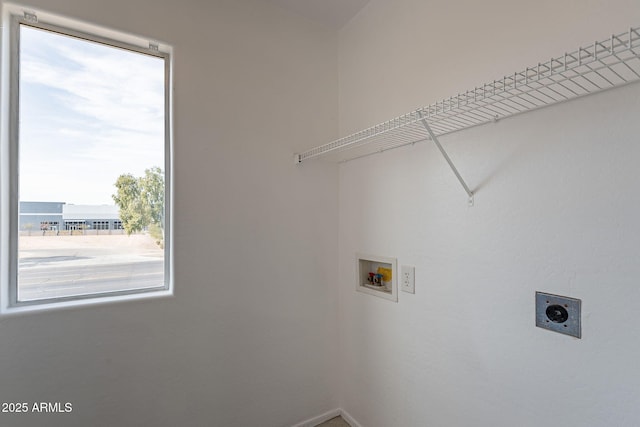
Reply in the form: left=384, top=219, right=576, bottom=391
left=337, top=1, right=640, bottom=426
left=0, top=1, right=339, bottom=426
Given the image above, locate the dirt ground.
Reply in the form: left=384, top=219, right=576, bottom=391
left=19, top=233, right=163, bottom=254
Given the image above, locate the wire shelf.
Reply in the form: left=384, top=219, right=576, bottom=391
left=295, top=26, right=640, bottom=164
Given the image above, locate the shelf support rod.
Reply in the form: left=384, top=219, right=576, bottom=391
left=417, top=111, right=474, bottom=206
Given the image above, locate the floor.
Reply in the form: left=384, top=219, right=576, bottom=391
left=316, top=416, right=350, bottom=427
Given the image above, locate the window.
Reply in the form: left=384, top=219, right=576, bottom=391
left=92, top=221, right=109, bottom=230
left=40, top=221, right=59, bottom=234
left=64, top=221, right=86, bottom=232
left=1, top=9, right=172, bottom=313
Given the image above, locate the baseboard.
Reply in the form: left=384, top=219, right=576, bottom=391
left=339, top=409, right=362, bottom=427
left=291, top=408, right=341, bottom=427
left=291, top=408, right=362, bottom=427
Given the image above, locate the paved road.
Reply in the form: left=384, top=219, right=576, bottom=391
left=18, top=260, right=164, bottom=301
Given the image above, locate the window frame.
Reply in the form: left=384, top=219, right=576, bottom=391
left=1, top=7, right=173, bottom=314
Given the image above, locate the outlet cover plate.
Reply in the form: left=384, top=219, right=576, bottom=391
left=536, top=292, right=581, bottom=338
left=401, top=265, right=415, bottom=293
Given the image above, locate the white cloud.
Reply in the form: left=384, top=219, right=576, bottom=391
left=19, top=25, right=166, bottom=205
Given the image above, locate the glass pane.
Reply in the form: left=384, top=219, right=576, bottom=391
left=17, top=25, right=166, bottom=301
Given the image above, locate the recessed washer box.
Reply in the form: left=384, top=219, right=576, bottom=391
left=536, top=292, right=581, bottom=338
left=356, top=254, right=397, bottom=302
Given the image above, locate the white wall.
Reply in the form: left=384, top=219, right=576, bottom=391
left=338, top=1, right=640, bottom=426
left=0, top=1, right=339, bottom=426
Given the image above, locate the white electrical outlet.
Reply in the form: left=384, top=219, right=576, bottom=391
left=401, top=265, right=415, bottom=293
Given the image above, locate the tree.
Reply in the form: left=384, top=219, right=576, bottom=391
left=112, top=167, right=164, bottom=236
left=140, top=167, right=165, bottom=228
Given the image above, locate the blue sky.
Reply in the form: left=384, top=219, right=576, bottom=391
left=19, top=25, right=165, bottom=205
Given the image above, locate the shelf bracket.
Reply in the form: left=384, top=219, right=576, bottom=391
left=417, top=111, right=474, bottom=206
